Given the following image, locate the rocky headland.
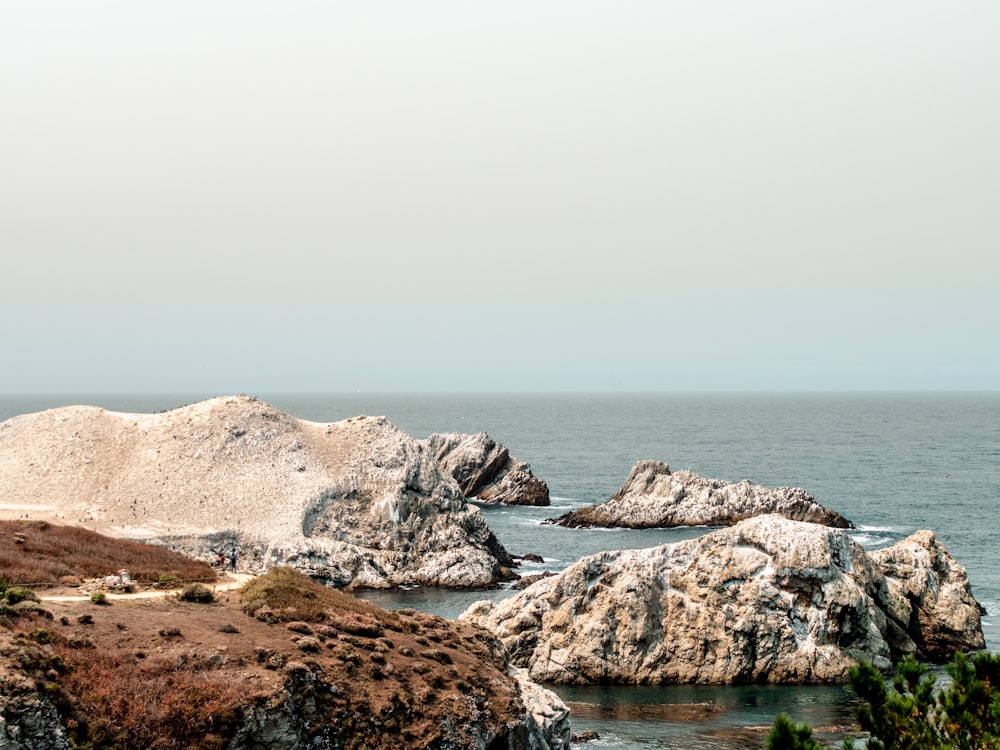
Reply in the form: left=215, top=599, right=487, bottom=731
left=463, top=515, right=984, bottom=685
left=547, top=459, right=854, bottom=529
left=423, top=432, right=550, bottom=506
left=1, top=556, right=570, bottom=750
left=0, top=396, right=514, bottom=589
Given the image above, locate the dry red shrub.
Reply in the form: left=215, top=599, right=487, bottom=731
left=0, top=520, right=215, bottom=587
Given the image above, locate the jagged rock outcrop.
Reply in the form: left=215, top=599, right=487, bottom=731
left=547, top=460, right=853, bottom=529
left=225, top=662, right=570, bottom=750
left=423, top=432, right=550, bottom=506
left=463, top=516, right=984, bottom=685
left=870, top=530, right=987, bottom=662
left=0, top=396, right=512, bottom=589
left=0, top=661, right=69, bottom=750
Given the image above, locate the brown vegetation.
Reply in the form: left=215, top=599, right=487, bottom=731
left=1, top=539, right=529, bottom=749
left=0, top=520, right=216, bottom=587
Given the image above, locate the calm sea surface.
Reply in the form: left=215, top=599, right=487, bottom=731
left=3, top=393, right=998, bottom=748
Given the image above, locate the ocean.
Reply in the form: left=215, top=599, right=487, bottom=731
left=3, top=392, right=998, bottom=748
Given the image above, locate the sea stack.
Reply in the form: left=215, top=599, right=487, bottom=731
left=548, top=459, right=854, bottom=529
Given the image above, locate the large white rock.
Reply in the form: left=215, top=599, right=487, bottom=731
left=463, top=516, right=984, bottom=685
left=0, top=395, right=512, bottom=588
left=548, top=459, right=854, bottom=529
left=423, top=432, right=550, bottom=506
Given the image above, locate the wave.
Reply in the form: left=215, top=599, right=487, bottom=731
left=850, top=533, right=893, bottom=546
left=856, top=525, right=895, bottom=533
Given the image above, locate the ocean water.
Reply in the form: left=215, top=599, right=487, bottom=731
left=3, top=392, right=998, bottom=748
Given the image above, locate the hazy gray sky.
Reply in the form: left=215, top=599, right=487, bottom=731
left=3, top=1, right=998, bottom=393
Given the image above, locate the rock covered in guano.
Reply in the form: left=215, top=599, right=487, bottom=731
left=869, top=529, right=987, bottom=662
left=548, top=459, right=853, bottom=529
left=0, top=395, right=513, bottom=589
left=462, top=515, right=984, bottom=685
left=423, top=432, right=550, bottom=506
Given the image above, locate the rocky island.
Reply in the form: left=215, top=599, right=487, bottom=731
left=463, top=515, right=984, bottom=685
left=0, top=396, right=519, bottom=589
left=547, top=459, right=854, bottom=529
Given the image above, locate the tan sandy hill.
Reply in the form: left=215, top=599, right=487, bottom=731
left=0, top=395, right=512, bottom=589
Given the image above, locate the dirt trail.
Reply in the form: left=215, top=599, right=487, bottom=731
left=39, top=573, right=255, bottom=602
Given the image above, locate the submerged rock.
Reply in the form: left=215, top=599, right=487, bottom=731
left=424, top=432, right=550, bottom=506
left=0, top=395, right=512, bottom=589
left=547, top=460, right=853, bottom=529
left=463, top=515, right=984, bottom=685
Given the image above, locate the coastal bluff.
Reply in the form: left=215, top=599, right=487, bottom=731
left=0, top=395, right=514, bottom=589
left=548, top=459, right=854, bottom=529
left=463, top=515, right=984, bottom=685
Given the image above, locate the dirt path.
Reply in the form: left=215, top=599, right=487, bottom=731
left=39, top=573, right=255, bottom=602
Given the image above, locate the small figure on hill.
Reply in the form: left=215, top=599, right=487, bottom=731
left=229, top=548, right=237, bottom=572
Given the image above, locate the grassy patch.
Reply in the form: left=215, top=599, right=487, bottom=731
left=50, top=643, right=247, bottom=750
left=239, top=567, right=402, bottom=629
left=0, top=520, right=215, bottom=586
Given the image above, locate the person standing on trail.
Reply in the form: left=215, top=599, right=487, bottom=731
left=229, top=548, right=237, bottom=572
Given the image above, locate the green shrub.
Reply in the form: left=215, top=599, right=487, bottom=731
left=157, top=573, right=183, bottom=588
left=3, top=586, right=39, bottom=605
left=90, top=591, right=108, bottom=605
left=767, top=651, right=1000, bottom=750
left=764, top=712, right=821, bottom=750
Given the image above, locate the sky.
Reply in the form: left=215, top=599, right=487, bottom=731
left=2, top=1, right=998, bottom=393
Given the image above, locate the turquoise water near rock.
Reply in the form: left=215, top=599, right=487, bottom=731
left=3, top=392, right=998, bottom=748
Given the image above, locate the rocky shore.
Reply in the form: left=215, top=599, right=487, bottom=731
left=0, top=395, right=989, bottom=701
left=463, top=515, right=984, bottom=685
left=548, top=459, right=854, bottom=529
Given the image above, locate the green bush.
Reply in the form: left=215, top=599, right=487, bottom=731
left=765, top=712, right=822, bottom=750
left=90, top=591, right=108, bottom=605
left=2, top=586, right=39, bottom=605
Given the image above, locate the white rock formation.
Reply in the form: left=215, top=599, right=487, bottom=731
left=463, top=516, right=984, bottom=685
left=870, top=529, right=987, bottom=662
left=0, top=395, right=512, bottom=588
left=548, top=460, right=853, bottom=529
left=512, top=669, right=571, bottom=750
left=423, top=432, right=550, bottom=506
